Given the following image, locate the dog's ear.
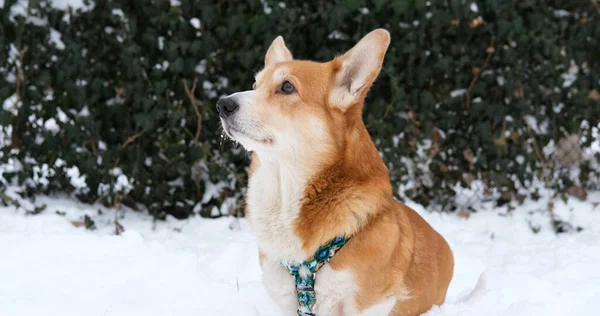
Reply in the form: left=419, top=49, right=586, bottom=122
left=329, top=29, right=390, bottom=110
left=265, top=36, right=293, bottom=66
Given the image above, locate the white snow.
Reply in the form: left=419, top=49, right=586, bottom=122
left=78, top=105, right=90, bottom=117
left=328, top=30, right=347, bottom=40
left=554, top=9, right=571, bottom=18
left=523, top=115, right=548, bottom=135
left=259, top=0, right=272, bottom=14
left=450, top=89, right=466, bottom=97
left=49, top=28, right=66, bottom=50
left=43, top=118, right=60, bottom=134
left=399, top=22, right=411, bottom=29
left=50, top=0, right=95, bottom=11
left=190, top=18, right=201, bottom=29
left=64, top=166, right=87, bottom=190
left=8, top=0, right=27, bottom=22
left=561, top=73, right=577, bottom=88
left=470, top=2, right=479, bottom=13
left=56, top=108, right=68, bottom=123
left=496, top=76, right=505, bottom=86
left=1, top=190, right=599, bottom=315
left=158, top=36, right=165, bottom=50
left=2, top=94, right=20, bottom=115
left=111, top=8, right=125, bottom=19
left=195, top=59, right=207, bottom=73
left=114, top=174, right=133, bottom=193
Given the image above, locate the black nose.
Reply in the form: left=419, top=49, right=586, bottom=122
left=216, top=97, right=239, bottom=118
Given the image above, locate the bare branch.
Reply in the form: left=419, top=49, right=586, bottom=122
left=183, top=79, right=202, bottom=143
left=120, top=130, right=144, bottom=149
left=465, top=37, right=494, bottom=113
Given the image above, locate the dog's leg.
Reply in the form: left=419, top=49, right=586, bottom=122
left=261, top=258, right=297, bottom=316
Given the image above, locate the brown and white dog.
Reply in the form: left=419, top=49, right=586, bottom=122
left=217, top=29, right=454, bottom=316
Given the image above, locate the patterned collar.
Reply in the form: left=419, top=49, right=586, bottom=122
left=281, top=236, right=350, bottom=316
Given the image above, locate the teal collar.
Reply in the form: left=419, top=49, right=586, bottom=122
left=281, top=236, right=350, bottom=316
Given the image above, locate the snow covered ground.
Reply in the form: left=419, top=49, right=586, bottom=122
left=1, top=190, right=600, bottom=316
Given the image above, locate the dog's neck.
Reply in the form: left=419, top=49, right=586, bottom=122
left=246, top=120, right=392, bottom=262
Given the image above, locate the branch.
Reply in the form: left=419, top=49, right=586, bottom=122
left=11, top=46, right=28, bottom=150
left=183, top=79, right=202, bottom=143
left=465, top=37, right=494, bottom=113
left=120, top=130, right=144, bottom=149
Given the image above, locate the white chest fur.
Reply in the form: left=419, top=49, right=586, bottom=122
left=248, top=160, right=396, bottom=315
left=246, top=160, right=309, bottom=263
left=261, top=256, right=359, bottom=316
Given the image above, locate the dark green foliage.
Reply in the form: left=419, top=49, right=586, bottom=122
left=1, top=0, right=598, bottom=218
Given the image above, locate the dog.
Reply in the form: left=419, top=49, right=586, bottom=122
left=217, top=29, right=454, bottom=316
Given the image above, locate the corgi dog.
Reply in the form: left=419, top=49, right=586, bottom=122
left=217, top=29, right=454, bottom=316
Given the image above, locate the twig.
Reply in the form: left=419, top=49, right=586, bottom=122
left=120, top=130, right=144, bottom=149
left=183, top=79, right=202, bottom=143
left=524, top=121, right=560, bottom=231
left=11, top=46, right=28, bottom=150
left=15, top=46, right=28, bottom=107
left=90, top=140, right=98, bottom=155
left=593, top=0, right=600, bottom=14
left=113, top=192, right=124, bottom=235
left=465, top=37, right=495, bottom=113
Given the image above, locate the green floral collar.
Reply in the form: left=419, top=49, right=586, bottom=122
left=281, top=236, right=350, bottom=316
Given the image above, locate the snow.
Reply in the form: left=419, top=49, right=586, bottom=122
left=470, top=2, right=479, bottom=13
left=56, top=108, right=69, bottom=123
left=64, top=166, right=87, bottom=190
left=523, top=115, right=549, bottom=135
left=496, top=76, right=505, bottom=86
left=111, top=8, right=125, bottom=19
left=49, top=28, right=66, bottom=50
left=554, top=9, right=571, bottom=18
left=328, top=30, right=348, bottom=40
left=114, top=174, right=133, bottom=193
left=259, top=0, right=272, bottom=14
left=50, top=0, right=95, bottom=11
left=1, top=190, right=599, bottom=315
left=2, top=94, right=20, bottom=115
left=450, top=89, right=466, bottom=97
left=190, top=18, right=201, bottom=29
left=158, top=36, right=165, bottom=50
left=43, top=117, right=60, bottom=134
left=8, top=0, right=27, bottom=22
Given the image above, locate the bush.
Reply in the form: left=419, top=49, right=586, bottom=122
left=1, top=0, right=599, bottom=218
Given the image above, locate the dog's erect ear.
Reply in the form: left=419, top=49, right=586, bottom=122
left=329, top=29, right=390, bottom=110
left=265, top=36, right=293, bottom=66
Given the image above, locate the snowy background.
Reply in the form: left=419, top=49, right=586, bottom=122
left=2, top=0, right=600, bottom=315
left=2, top=187, right=600, bottom=315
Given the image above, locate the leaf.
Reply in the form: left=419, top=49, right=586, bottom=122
left=588, top=89, right=600, bottom=101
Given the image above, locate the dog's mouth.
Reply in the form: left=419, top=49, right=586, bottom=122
left=221, top=121, right=274, bottom=146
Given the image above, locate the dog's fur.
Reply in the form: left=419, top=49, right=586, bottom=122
left=218, top=29, right=454, bottom=315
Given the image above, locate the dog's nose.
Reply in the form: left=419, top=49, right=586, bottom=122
left=216, top=97, right=239, bottom=118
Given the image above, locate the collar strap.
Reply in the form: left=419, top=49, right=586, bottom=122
left=281, top=236, right=350, bottom=316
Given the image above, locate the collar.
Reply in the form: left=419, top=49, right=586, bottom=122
left=281, top=236, right=350, bottom=316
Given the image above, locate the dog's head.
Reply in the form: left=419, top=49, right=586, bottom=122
left=217, top=29, right=390, bottom=164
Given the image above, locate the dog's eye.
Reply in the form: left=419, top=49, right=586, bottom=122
left=278, top=81, right=295, bottom=94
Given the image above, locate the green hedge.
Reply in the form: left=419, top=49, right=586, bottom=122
left=1, top=0, right=599, bottom=218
